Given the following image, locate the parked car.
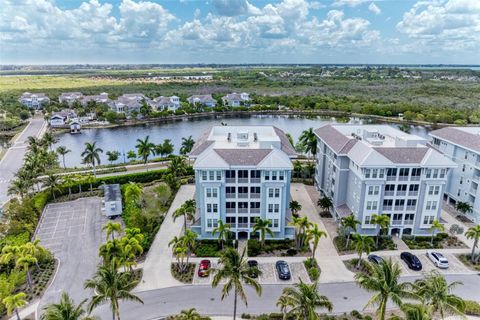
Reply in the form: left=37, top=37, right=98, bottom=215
left=198, top=259, right=211, bottom=277
left=248, top=260, right=259, bottom=278
left=276, top=260, right=291, bottom=280
left=426, top=250, right=449, bottom=269
left=400, top=252, right=422, bottom=271
left=368, top=254, right=384, bottom=265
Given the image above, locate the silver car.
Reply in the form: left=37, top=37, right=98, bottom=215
left=426, top=250, right=449, bottom=269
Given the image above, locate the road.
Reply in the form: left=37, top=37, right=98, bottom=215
left=91, top=274, right=480, bottom=319
left=0, top=117, right=46, bottom=206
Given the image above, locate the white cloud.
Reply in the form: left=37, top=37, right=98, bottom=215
left=212, top=0, right=261, bottom=16
left=332, top=0, right=369, bottom=7
left=368, top=2, right=381, bottom=15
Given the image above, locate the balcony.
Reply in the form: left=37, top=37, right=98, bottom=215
left=398, top=176, right=409, bottom=181
left=238, top=208, right=248, bottom=213
left=406, top=206, right=416, bottom=211
left=404, top=219, right=414, bottom=225
left=391, top=219, right=403, bottom=226
left=235, top=223, right=249, bottom=229
left=383, top=206, right=393, bottom=211
left=411, top=176, right=421, bottom=181
left=238, top=178, right=249, bottom=183
left=386, top=176, right=396, bottom=181
left=226, top=208, right=236, bottom=214
left=226, top=193, right=236, bottom=199
left=250, top=208, right=260, bottom=214
left=250, top=193, right=261, bottom=199
left=408, top=191, right=419, bottom=197
left=238, top=193, right=249, bottom=199
left=396, top=191, right=407, bottom=196
left=384, top=191, right=395, bottom=197
left=250, top=178, right=261, bottom=183
left=226, top=178, right=236, bottom=183
left=394, top=206, right=404, bottom=211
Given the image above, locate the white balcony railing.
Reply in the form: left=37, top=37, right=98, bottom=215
left=384, top=191, right=395, bottom=196
left=404, top=219, right=414, bottom=225
left=406, top=206, right=416, bottom=211
left=250, top=178, right=261, bottom=183
left=250, top=208, right=260, bottom=214
left=411, top=176, right=421, bottom=181
left=396, top=191, right=407, bottom=196
left=226, top=193, right=236, bottom=198
left=399, top=176, right=409, bottom=181
left=408, top=191, right=419, bottom=196
left=392, top=219, right=403, bottom=226
left=238, top=178, right=249, bottom=183
left=250, top=193, right=261, bottom=199
left=238, top=208, right=248, bottom=213
left=226, top=208, right=236, bottom=213
left=383, top=206, right=393, bottom=211
left=386, top=176, right=396, bottom=181
left=394, top=206, right=404, bottom=211
left=238, top=193, right=248, bottom=199
left=226, top=178, right=236, bottom=183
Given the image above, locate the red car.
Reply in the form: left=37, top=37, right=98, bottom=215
left=198, top=260, right=211, bottom=277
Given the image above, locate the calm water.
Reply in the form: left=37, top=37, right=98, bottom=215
left=53, top=115, right=430, bottom=167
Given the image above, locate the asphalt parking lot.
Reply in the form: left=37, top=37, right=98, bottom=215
left=392, top=253, right=474, bottom=276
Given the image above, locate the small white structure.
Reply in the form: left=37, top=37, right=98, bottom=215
left=102, top=184, right=123, bottom=217
left=70, top=121, right=81, bottom=134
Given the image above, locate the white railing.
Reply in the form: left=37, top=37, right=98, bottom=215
left=238, top=193, right=248, bottom=198
left=394, top=206, right=404, bottom=211
left=250, top=178, right=261, bottom=183
left=406, top=206, right=416, bottom=211
left=238, top=178, right=249, bottom=183
left=396, top=191, right=407, bottom=196
left=250, top=193, right=261, bottom=198
left=408, top=191, right=419, bottom=196
left=384, top=191, right=395, bottom=196
left=399, top=176, right=409, bottom=181
left=226, top=178, right=236, bottom=183
left=411, top=176, right=421, bottom=181
left=250, top=208, right=260, bottom=214
left=238, top=208, right=248, bottom=213
left=404, top=219, right=414, bottom=225
left=387, top=176, right=396, bottom=181
left=383, top=206, right=393, bottom=211
left=226, top=193, right=236, bottom=198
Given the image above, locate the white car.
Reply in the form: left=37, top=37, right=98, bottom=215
left=426, top=251, right=449, bottom=269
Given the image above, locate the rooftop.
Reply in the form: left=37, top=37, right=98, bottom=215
left=430, top=127, right=480, bottom=154
left=103, top=184, right=121, bottom=202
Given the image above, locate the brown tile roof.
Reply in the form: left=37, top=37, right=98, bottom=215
left=430, top=127, right=480, bottom=153
left=214, top=149, right=272, bottom=166
left=373, top=147, right=429, bottom=163
left=273, top=126, right=297, bottom=157
left=189, top=127, right=214, bottom=156
left=314, top=125, right=356, bottom=154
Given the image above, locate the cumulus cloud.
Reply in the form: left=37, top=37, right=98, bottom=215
left=332, top=0, right=369, bottom=7
left=368, top=2, right=381, bottom=15
left=212, top=0, right=261, bottom=16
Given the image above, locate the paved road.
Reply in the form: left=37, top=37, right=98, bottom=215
left=91, top=274, right=480, bottom=319
left=0, top=117, right=46, bottom=206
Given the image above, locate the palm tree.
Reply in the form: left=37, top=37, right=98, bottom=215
left=180, top=136, right=195, bottom=155
left=317, top=196, right=332, bottom=212
left=299, top=128, right=317, bottom=159
left=212, top=248, right=262, bottom=320
left=106, top=150, right=120, bottom=165
left=276, top=295, right=291, bottom=320
left=169, top=236, right=188, bottom=272
left=42, top=131, right=58, bottom=151
left=56, top=146, right=71, bottom=169
left=45, top=174, right=60, bottom=200
left=27, top=136, right=43, bottom=153
left=178, top=308, right=202, bottom=320
left=290, top=216, right=312, bottom=249
left=340, top=214, right=361, bottom=247
left=41, top=292, right=96, bottom=320
left=355, top=258, right=418, bottom=320
left=16, top=251, right=37, bottom=290
left=371, top=214, right=390, bottom=247
left=278, top=280, right=332, bottom=319
left=84, top=264, right=143, bottom=320
left=3, top=292, right=27, bottom=320
left=156, top=139, right=174, bottom=157
left=81, top=142, right=103, bottom=177
left=212, top=220, right=231, bottom=249
left=62, top=175, right=75, bottom=198
left=352, top=233, right=375, bottom=269
left=465, top=225, right=480, bottom=263
left=414, top=271, right=465, bottom=319
left=289, top=200, right=302, bottom=216
left=103, top=221, right=122, bottom=241
left=119, top=236, right=143, bottom=272
left=252, top=218, right=274, bottom=247
left=456, top=201, right=473, bottom=215
left=135, top=135, right=155, bottom=166
left=168, top=156, right=188, bottom=177
left=400, top=304, right=432, bottom=320
left=8, top=178, right=29, bottom=199
left=429, top=219, right=445, bottom=245
left=306, top=224, right=327, bottom=258
left=123, top=182, right=143, bottom=206
left=173, top=203, right=195, bottom=233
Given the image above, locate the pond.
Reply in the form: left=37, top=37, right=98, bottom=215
left=53, top=114, right=430, bottom=168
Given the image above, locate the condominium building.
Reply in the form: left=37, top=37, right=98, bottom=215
left=314, top=124, right=456, bottom=237
left=429, top=127, right=480, bottom=223
left=189, top=126, right=297, bottom=239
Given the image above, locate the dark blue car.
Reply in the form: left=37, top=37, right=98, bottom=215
left=276, top=260, right=291, bottom=280
left=401, top=252, right=422, bottom=271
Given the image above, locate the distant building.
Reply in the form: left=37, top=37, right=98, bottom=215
left=314, top=124, right=456, bottom=237
left=49, top=109, right=77, bottom=127
left=429, top=127, right=480, bottom=223
left=70, top=121, right=81, bottom=134
left=102, top=184, right=123, bottom=217
left=81, top=92, right=110, bottom=106
left=59, top=92, right=83, bottom=105
left=153, top=95, right=180, bottom=112
left=222, top=92, right=250, bottom=107
left=110, top=93, right=151, bottom=114
left=187, top=94, right=216, bottom=108
left=19, top=92, right=50, bottom=109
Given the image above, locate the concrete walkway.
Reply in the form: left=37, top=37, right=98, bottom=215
left=291, top=183, right=355, bottom=283
left=136, top=184, right=195, bottom=291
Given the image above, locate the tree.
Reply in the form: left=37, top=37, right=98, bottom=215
left=3, top=292, right=27, bottom=320
left=103, top=221, right=122, bottom=242
left=415, top=271, right=465, bottom=319
left=371, top=214, right=390, bottom=247
left=168, top=156, right=188, bottom=177
left=456, top=202, right=473, bottom=215
left=42, top=131, right=58, bottom=151
left=317, top=197, right=332, bottom=212
left=276, top=295, right=291, bottom=320
left=180, top=136, right=195, bottom=155
left=178, top=308, right=201, bottom=320
left=277, top=280, right=332, bottom=319
left=289, top=200, right=302, bottom=216
left=352, top=234, right=375, bottom=269
left=429, top=220, right=445, bottom=245
left=355, top=259, right=418, bottom=320
left=45, top=174, right=60, bottom=200
left=61, top=175, right=75, bottom=198
left=340, top=214, right=361, bottom=248
left=106, top=151, right=120, bottom=165
left=306, top=224, right=327, bottom=258
left=56, top=146, right=71, bottom=169
left=16, top=251, right=37, bottom=290
left=126, top=150, right=137, bottom=161
left=123, top=182, right=143, bottom=206
left=135, top=136, right=155, bottom=166
left=84, top=264, right=143, bottom=320
left=41, top=292, right=95, bottom=320
left=81, top=142, right=103, bottom=177
left=8, top=179, right=29, bottom=199
left=212, top=220, right=231, bottom=250
left=212, top=248, right=262, bottom=320
left=465, top=225, right=480, bottom=263
left=400, top=304, right=432, bottom=320
left=119, top=234, right=143, bottom=272
left=156, top=139, right=174, bottom=157
left=299, top=128, right=317, bottom=159
left=173, top=200, right=196, bottom=233
left=253, top=218, right=274, bottom=247
left=290, top=216, right=312, bottom=249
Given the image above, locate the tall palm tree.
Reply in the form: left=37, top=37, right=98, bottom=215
left=289, top=200, right=302, bottom=216
left=16, top=251, right=37, bottom=290
left=56, top=146, right=71, bottom=169
left=27, top=136, right=43, bottom=153
left=278, top=280, right=333, bottom=319
left=169, top=236, right=189, bottom=272
left=42, top=131, right=58, bottom=151
left=173, top=204, right=195, bottom=233
left=62, top=175, right=75, bottom=198
left=3, top=292, right=27, bottom=320
left=340, top=214, right=361, bottom=247
left=45, top=174, right=60, bottom=200
left=8, top=178, right=29, bottom=199
left=212, top=220, right=231, bottom=249
left=41, top=292, right=96, bottom=320
left=352, top=233, right=375, bottom=269
left=103, top=221, right=122, bottom=241
left=119, top=236, right=143, bottom=272
left=180, top=136, right=195, bottom=155
left=298, top=128, right=317, bottom=159
left=465, top=225, right=480, bottom=263
left=135, top=135, right=155, bottom=166
left=123, top=182, right=143, bottom=206
left=84, top=264, right=143, bottom=320
left=414, top=271, right=465, bottom=319
left=306, top=224, right=327, bottom=258
left=178, top=308, right=202, bottom=320
left=429, top=219, right=445, bottom=245
left=355, top=259, right=418, bottom=320
left=276, top=295, right=291, bottom=320
left=371, top=214, right=390, bottom=247
left=212, top=248, right=262, bottom=320
left=290, top=216, right=312, bottom=249
left=81, top=142, right=103, bottom=177
left=252, top=218, right=274, bottom=247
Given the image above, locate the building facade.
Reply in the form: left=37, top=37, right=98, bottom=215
left=59, top=92, right=83, bottom=105
left=314, top=124, right=456, bottom=237
left=429, top=127, right=480, bottom=223
left=187, top=94, right=216, bottom=107
left=222, top=92, right=250, bottom=107
left=19, top=92, right=50, bottom=109
left=153, top=95, right=180, bottom=111
left=189, top=126, right=297, bottom=240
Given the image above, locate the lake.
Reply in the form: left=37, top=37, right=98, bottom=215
left=53, top=115, right=430, bottom=167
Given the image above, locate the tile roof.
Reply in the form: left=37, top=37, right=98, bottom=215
left=335, top=204, right=353, bottom=218
left=214, top=149, right=272, bottom=166
left=430, top=127, right=480, bottom=153
left=273, top=126, right=297, bottom=156
left=314, top=124, right=356, bottom=154
left=373, top=147, right=429, bottom=164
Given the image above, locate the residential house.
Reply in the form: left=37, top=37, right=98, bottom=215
left=189, top=126, right=297, bottom=240
left=314, top=124, right=456, bottom=237
left=80, top=92, right=110, bottom=106
left=49, top=109, right=77, bottom=127
left=59, top=92, right=83, bottom=105
left=153, top=95, right=181, bottom=112
left=110, top=93, right=150, bottom=114
left=187, top=94, right=216, bottom=108
left=222, top=92, right=250, bottom=107
left=19, top=92, right=50, bottom=109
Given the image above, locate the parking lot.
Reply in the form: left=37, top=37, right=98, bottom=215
left=391, top=253, right=474, bottom=276
left=192, top=261, right=311, bottom=285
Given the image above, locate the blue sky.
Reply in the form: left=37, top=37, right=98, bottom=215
left=0, top=0, right=479, bottom=65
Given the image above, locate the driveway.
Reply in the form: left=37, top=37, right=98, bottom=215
left=35, top=197, right=108, bottom=312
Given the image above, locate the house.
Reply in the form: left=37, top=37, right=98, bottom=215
left=189, top=126, right=297, bottom=240
left=314, top=124, right=456, bottom=237
left=19, top=92, right=50, bottom=109
left=101, top=184, right=123, bottom=217
left=187, top=95, right=216, bottom=108
left=429, top=127, right=480, bottom=223
left=49, top=109, right=77, bottom=127
left=222, top=92, right=250, bottom=107
left=70, top=121, right=81, bottom=134
left=80, top=93, right=110, bottom=106
left=110, top=93, right=150, bottom=114
left=153, top=95, right=180, bottom=112
left=59, top=92, right=83, bottom=105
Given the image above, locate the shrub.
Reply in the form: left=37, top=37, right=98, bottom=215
left=286, top=248, right=297, bottom=256
left=350, top=310, right=363, bottom=319
left=465, top=300, right=480, bottom=316
left=0, top=232, right=30, bottom=249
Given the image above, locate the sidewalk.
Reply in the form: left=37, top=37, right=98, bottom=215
left=136, top=184, right=195, bottom=291
left=291, top=183, right=355, bottom=283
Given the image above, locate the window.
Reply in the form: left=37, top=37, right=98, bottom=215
left=368, top=186, right=380, bottom=195
left=409, top=184, right=419, bottom=192
left=426, top=201, right=437, bottom=210
left=432, top=169, right=439, bottom=179
left=411, top=168, right=421, bottom=177
left=440, top=169, right=446, bottom=178
left=226, top=202, right=236, bottom=209
left=399, top=168, right=409, bottom=178
left=216, top=171, right=222, bottom=181
left=213, top=204, right=218, bottom=213
left=271, top=171, right=277, bottom=181
left=425, top=169, right=432, bottom=178
left=268, top=204, right=274, bottom=213
left=202, top=171, right=207, bottom=180
left=385, top=184, right=395, bottom=193
left=226, top=186, right=236, bottom=194
left=279, top=171, right=284, bottom=181
left=364, top=215, right=372, bottom=225
left=423, top=215, right=435, bottom=225
left=462, top=164, right=466, bottom=172
left=209, top=171, right=214, bottom=180
left=250, top=202, right=260, bottom=209
left=379, top=169, right=385, bottom=178
left=407, top=199, right=417, bottom=206
left=397, top=184, right=407, bottom=192
left=383, top=199, right=393, bottom=207
left=238, top=170, right=249, bottom=180
left=274, top=204, right=280, bottom=213
left=275, top=188, right=280, bottom=198
left=226, top=217, right=236, bottom=224
left=272, top=219, right=279, bottom=228
left=206, top=188, right=212, bottom=198
left=226, top=170, right=236, bottom=179
left=251, top=170, right=261, bottom=179
left=365, top=169, right=371, bottom=178
left=366, top=201, right=378, bottom=210
left=264, top=171, right=270, bottom=180
left=250, top=186, right=260, bottom=194
left=372, top=169, right=378, bottom=178
left=387, top=168, right=397, bottom=177
left=207, top=204, right=212, bottom=213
